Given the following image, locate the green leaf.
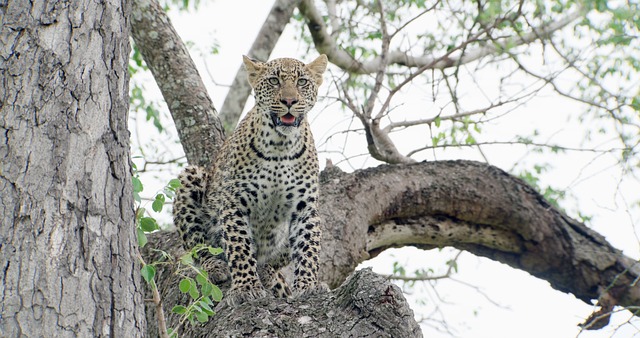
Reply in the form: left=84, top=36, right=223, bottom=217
left=152, top=194, right=165, bottom=212
left=446, top=259, right=458, bottom=273
left=434, top=116, right=441, bottom=127
left=208, top=247, right=224, bottom=255
left=202, top=296, right=213, bottom=305
left=210, top=284, right=223, bottom=302
left=172, top=305, right=187, bottom=315
left=465, top=134, right=476, bottom=145
left=431, top=136, right=440, bottom=146
left=163, top=189, right=175, bottom=199
left=180, top=253, right=194, bottom=265
left=132, top=176, right=143, bottom=193
left=168, top=178, right=182, bottom=189
left=199, top=300, right=214, bottom=315
left=139, top=217, right=159, bottom=232
left=140, top=265, right=156, bottom=283
left=189, top=285, right=200, bottom=299
left=195, top=272, right=208, bottom=286
left=136, top=207, right=146, bottom=220
left=201, top=282, right=213, bottom=297
left=179, top=279, right=192, bottom=293
left=137, top=228, right=148, bottom=248
left=195, top=311, right=209, bottom=323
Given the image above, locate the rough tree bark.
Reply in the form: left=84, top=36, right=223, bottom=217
left=0, top=0, right=145, bottom=336
left=143, top=234, right=422, bottom=337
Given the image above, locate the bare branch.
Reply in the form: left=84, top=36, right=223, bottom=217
left=137, top=252, right=170, bottom=338
left=353, top=1, right=418, bottom=164
left=381, top=103, right=505, bottom=134
left=298, top=0, right=586, bottom=74
left=218, top=0, right=301, bottom=132
left=384, top=251, right=462, bottom=282
left=406, top=140, right=630, bottom=158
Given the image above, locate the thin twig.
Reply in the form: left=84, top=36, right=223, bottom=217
left=137, top=251, right=170, bottom=338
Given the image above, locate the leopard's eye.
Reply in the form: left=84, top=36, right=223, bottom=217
left=268, top=77, right=280, bottom=85
left=297, top=78, right=308, bottom=86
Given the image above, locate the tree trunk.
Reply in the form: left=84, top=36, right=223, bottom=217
left=0, top=1, right=145, bottom=336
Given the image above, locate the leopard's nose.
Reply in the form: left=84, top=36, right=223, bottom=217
left=280, top=97, right=299, bottom=107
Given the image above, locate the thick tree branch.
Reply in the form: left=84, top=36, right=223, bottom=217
left=298, top=0, right=585, bottom=74
left=317, top=161, right=640, bottom=316
left=219, top=0, right=301, bottom=131
left=144, top=161, right=640, bottom=334
left=130, top=0, right=225, bottom=167
left=143, top=236, right=421, bottom=337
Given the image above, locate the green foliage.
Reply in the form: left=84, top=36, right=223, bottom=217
left=171, top=245, right=224, bottom=328
left=152, top=194, right=166, bottom=213
left=132, top=164, right=224, bottom=334
left=132, top=162, right=180, bottom=248
left=141, top=264, right=157, bottom=283
left=160, top=0, right=203, bottom=12
left=130, top=83, right=164, bottom=134
left=129, top=44, right=148, bottom=75
left=392, top=261, right=406, bottom=277
left=515, top=165, right=566, bottom=209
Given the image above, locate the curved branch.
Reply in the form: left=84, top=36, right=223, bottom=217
left=219, top=0, right=301, bottom=132
left=145, top=161, right=640, bottom=332
left=298, top=0, right=585, bottom=74
left=130, top=0, right=225, bottom=167
left=317, top=161, right=640, bottom=315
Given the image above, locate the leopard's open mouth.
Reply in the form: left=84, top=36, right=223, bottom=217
left=271, top=112, right=301, bottom=127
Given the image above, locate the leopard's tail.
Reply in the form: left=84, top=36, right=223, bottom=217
left=173, top=165, right=212, bottom=249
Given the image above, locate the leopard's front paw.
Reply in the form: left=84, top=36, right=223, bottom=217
left=215, top=285, right=271, bottom=311
left=292, top=282, right=329, bottom=298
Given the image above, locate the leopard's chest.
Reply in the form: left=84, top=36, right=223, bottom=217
left=249, top=159, right=300, bottom=222
left=242, top=158, right=306, bottom=264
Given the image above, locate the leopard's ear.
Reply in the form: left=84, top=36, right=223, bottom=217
left=305, top=54, right=328, bottom=86
left=243, top=55, right=265, bottom=88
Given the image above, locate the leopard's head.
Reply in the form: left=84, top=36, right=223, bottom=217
left=243, top=55, right=327, bottom=132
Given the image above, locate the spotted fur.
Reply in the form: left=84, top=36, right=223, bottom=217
left=173, top=55, right=328, bottom=306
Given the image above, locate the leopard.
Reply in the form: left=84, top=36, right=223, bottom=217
left=172, top=55, right=328, bottom=307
